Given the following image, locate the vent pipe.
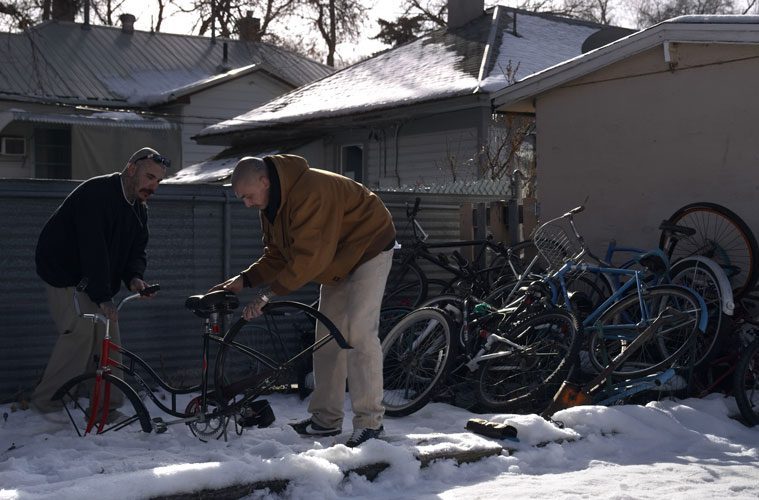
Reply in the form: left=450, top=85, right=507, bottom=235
left=120, top=13, right=136, bottom=34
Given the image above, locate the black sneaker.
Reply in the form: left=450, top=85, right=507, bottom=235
left=289, top=418, right=341, bottom=437
left=345, top=425, right=385, bottom=447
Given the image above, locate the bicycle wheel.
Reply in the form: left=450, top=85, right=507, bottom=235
left=52, top=372, right=153, bottom=435
left=382, top=307, right=456, bottom=417
left=475, top=308, right=579, bottom=413
left=670, top=258, right=733, bottom=366
left=214, top=301, right=338, bottom=402
left=734, top=338, right=759, bottom=426
left=587, top=285, right=703, bottom=377
left=660, top=202, right=758, bottom=300
left=383, top=259, right=428, bottom=308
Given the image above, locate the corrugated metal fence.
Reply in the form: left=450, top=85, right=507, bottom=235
left=0, top=179, right=511, bottom=402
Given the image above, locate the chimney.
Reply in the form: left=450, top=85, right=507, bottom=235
left=51, top=0, right=77, bottom=22
left=120, top=13, right=136, bottom=34
left=237, top=11, right=261, bottom=41
left=447, top=0, right=484, bottom=29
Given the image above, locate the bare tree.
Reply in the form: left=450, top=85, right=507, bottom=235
left=89, top=0, right=126, bottom=26
left=0, top=1, right=38, bottom=30
left=478, top=61, right=536, bottom=195
left=631, top=0, right=756, bottom=27
left=170, top=0, right=297, bottom=39
left=299, top=0, right=368, bottom=66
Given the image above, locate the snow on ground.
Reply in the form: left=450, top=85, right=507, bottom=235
left=1, top=390, right=758, bottom=499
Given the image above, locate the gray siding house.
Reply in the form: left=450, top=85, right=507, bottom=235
left=492, top=15, right=759, bottom=254
left=181, top=1, right=632, bottom=188
left=0, top=14, right=332, bottom=179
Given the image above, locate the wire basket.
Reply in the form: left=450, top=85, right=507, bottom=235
left=532, top=217, right=585, bottom=272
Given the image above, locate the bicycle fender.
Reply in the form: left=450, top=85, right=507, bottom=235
left=674, top=256, right=735, bottom=316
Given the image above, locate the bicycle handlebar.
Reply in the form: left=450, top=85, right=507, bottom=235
left=74, top=279, right=160, bottom=321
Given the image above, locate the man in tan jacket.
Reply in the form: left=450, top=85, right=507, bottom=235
left=212, top=154, right=395, bottom=447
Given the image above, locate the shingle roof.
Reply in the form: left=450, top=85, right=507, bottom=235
left=197, top=6, right=629, bottom=139
left=0, top=20, right=333, bottom=107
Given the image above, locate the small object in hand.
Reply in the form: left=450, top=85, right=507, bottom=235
left=465, top=418, right=518, bottom=440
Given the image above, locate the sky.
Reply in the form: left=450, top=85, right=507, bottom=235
left=115, top=1, right=640, bottom=65
left=1, top=389, right=758, bottom=499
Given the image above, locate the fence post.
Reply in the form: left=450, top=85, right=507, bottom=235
left=460, top=202, right=474, bottom=263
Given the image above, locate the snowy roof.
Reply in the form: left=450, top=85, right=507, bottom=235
left=197, top=7, right=629, bottom=140
left=0, top=20, right=333, bottom=107
left=492, top=15, right=759, bottom=111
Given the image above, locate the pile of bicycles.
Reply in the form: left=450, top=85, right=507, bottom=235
left=380, top=200, right=759, bottom=426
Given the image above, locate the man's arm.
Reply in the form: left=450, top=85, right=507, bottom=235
left=73, top=188, right=113, bottom=305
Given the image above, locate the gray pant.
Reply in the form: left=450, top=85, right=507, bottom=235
left=309, top=249, right=393, bottom=430
left=31, top=284, right=123, bottom=412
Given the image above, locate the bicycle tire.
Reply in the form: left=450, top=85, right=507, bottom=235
left=660, top=202, right=759, bottom=300
left=734, top=338, right=759, bottom=426
left=476, top=308, right=580, bottom=413
left=381, top=307, right=456, bottom=417
left=587, top=285, right=703, bottom=377
left=214, top=301, right=339, bottom=402
left=383, top=259, right=428, bottom=308
left=670, top=258, right=733, bottom=366
left=51, top=372, right=153, bottom=435
left=379, top=306, right=412, bottom=342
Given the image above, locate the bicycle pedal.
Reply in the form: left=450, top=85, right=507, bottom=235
left=239, top=399, right=275, bottom=429
left=151, top=417, right=168, bottom=434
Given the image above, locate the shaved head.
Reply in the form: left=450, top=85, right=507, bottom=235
left=231, top=157, right=268, bottom=189
left=232, top=157, right=271, bottom=210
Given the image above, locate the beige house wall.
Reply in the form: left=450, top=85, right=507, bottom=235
left=535, top=42, right=759, bottom=255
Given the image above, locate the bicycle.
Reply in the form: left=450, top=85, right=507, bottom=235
left=381, top=206, right=708, bottom=417
left=659, top=202, right=759, bottom=301
left=543, top=306, right=698, bottom=414
left=383, top=197, right=533, bottom=308
left=51, top=281, right=350, bottom=440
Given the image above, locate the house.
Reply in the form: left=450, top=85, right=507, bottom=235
left=184, top=1, right=633, bottom=188
left=0, top=13, right=332, bottom=179
left=491, top=15, right=759, bottom=254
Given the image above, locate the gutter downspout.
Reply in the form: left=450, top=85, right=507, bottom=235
left=223, top=189, right=231, bottom=278
left=393, top=122, right=404, bottom=187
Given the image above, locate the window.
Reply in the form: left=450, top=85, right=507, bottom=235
left=341, top=144, right=363, bottom=182
left=34, top=128, right=72, bottom=179
left=1, top=137, right=26, bottom=156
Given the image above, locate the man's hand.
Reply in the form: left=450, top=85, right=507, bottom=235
left=129, top=277, right=157, bottom=298
left=209, top=274, right=244, bottom=293
left=129, top=277, right=147, bottom=292
left=99, top=301, right=118, bottom=323
left=242, top=286, right=272, bottom=320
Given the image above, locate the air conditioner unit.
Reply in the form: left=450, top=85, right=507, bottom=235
left=1, top=137, right=26, bottom=156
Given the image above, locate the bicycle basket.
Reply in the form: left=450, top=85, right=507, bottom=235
left=533, top=217, right=584, bottom=271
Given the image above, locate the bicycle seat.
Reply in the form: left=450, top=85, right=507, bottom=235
left=659, top=220, right=697, bottom=237
left=185, top=290, right=240, bottom=318
left=637, top=250, right=669, bottom=275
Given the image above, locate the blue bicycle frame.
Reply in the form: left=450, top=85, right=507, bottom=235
left=545, top=260, right=708, bottom=334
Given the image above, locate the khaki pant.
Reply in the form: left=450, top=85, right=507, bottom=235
left=309, top=250, right=393, bottom=430
left=31, top=284, right=123, bottom=412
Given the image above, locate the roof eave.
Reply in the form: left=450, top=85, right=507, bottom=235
left=194, top=93, right=492, bottom=146
left=492, top=19, right=759, bottom=111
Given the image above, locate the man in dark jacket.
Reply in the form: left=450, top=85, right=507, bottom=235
left=31, top=147, right=168, bottom=413
left=212, top=155, right=395, bottom=447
